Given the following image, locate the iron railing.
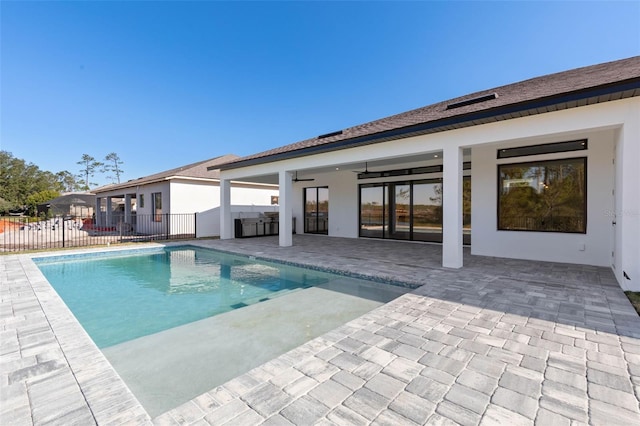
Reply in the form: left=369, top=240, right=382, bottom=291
left=0, top=213, right=196, bottom=252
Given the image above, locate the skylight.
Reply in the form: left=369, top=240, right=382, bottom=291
left=446, top=93, right=498, bottom=110
left=317, top=130, right=343, bottom=139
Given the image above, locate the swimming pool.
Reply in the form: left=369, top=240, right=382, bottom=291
left=35, top=245, right=391, bottom=348
left=35, top=245, right=410, bottom=416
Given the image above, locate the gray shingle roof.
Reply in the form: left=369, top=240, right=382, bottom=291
left=94, top=154, right=239, bottom=193
left=221, top=56, right=640, bottom=170
left=42, top=193, right=96, bottom=207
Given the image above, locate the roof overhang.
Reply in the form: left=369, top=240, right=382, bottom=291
left=93, top=176, right=221, bottom=194
left=220, top=77, right=640, bottom=171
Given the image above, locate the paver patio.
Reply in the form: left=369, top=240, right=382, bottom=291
left=2, top=235, right=639, bottom=425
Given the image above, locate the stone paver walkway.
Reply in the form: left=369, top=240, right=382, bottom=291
left=2, top=236, right=640, bottom=425
left=1, top=248, right=152, bottom=425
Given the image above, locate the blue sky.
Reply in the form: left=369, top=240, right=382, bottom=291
left=1, top=1, right=639, bottom=187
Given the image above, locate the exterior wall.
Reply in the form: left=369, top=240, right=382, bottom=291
left=169, top=181, right=220, bottom=214
left=136, top=182, right=170, bottom=235
left=471, top=129, right=614, bottom=267
left=229, top=184, right=279, bottom=206
left=137, top=182, right=169, bottom=215
left=614, top=102, right=640, bottom=291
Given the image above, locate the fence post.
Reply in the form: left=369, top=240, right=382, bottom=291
left=194, top=212, right=198, bottom=239
left=62, top=216, right=65, bottom=248
left=165, top=213, right=170, bottom=239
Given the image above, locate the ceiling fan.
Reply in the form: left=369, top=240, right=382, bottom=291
left=353, top=162, right=373, bottom=176
left=292, top=171, right=315, bottom=182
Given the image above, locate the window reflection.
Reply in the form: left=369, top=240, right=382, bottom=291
left=304, top=187, right=329, bottom=234
left=359, top=178, right=470, bottom=243
left=498, top=158, right=586, bottom=233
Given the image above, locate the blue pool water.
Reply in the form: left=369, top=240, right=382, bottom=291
left=35, top=246, right=384, bottom=348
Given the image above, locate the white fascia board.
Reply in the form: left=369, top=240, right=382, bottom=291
left=172, top=176, right=278, bottom=189
left=229, top=180, right=278, bottom=189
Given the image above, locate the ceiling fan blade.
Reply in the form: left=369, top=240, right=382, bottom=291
left=293, top=171, right=315, bottom=182
left=352, top=162, right=370, bottom=173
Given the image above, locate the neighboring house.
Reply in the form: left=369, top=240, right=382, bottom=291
left=36, top=193, right=96, bottom=218
left=93, top=154, right=279, bottom=237
left=216, top=56, right=640, bottom=292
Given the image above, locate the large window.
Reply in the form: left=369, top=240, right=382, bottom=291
left=498, top=157, right=586, bottom=233
left=152, top=192, right=162, bottom=222
left=304, top=187, right=328, bottom=234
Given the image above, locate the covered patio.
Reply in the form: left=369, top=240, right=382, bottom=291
left=2, top=236, right=639, bottom=425
left=198, top=235, right=634, bottom=332
left=214, top=57, right=640, bottom=293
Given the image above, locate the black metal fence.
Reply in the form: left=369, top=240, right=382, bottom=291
left=0, top=213, right=196, bottom=252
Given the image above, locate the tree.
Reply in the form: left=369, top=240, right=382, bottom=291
left=77, top=154, right=103, bottom=190
left=0, top=150, right=61, bottom=210
left=0, top=197, right=12, bottom=215
left=103, top=152, right=124, bottom=184
left=25, top=190, right=60, bottom=216
left=56, top=170, right=84, bottom=192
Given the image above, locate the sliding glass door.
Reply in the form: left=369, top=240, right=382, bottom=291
left=304, top=187, right=328, bottom=234
left=389, top=184, right=411, bottom=240
left=360, top=185, right=387, bottom=238
left=359, top=178, right=470, bottom=244
left=412, top=181, right=443, bottom=242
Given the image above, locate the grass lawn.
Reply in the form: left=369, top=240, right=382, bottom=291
left=626, top=292, right=640, bottom=316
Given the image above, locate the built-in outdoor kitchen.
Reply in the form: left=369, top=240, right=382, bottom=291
left=234, top=212, right=296, bottom=238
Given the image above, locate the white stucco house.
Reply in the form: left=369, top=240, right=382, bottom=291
left=94, top=154, right=279, bottom=237
left=215, top=56, right=640, bottom=292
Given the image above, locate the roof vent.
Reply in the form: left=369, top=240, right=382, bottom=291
left=446, top=93, right=498, bottom=110
left=317, top=130, right=343, bottom=139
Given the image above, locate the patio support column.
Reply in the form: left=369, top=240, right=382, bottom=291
left=442, top=145, right=463, bottom=268
left=278, top=170, right=293, bottom=247
left=124, top=194, right=132, bottom=224
left=220, top=178, right=233, bottom=239
left=616, top=114, right=640, bottom=291
left=95, top=197, right=101, bottom=226
left=105, top=197, right=113, bottom=227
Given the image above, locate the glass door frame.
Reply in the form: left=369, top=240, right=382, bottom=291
left=304, top=186, right=329, bottom=235
left=388, top=182, right=413, bottom=240
left=359, top=177, right=470, bottom=244
left=359, top=183, right=388, bottom=238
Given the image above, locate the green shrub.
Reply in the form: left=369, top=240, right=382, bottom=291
left=625, top=292, right=640, bottom=316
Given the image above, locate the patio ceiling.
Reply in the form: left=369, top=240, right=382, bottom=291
left=228, top=149, right=472, bottom=185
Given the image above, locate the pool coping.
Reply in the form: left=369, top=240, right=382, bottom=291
left=13, top=245, right=168, bottom=424
left=176, top=243, right=422, bottom=289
